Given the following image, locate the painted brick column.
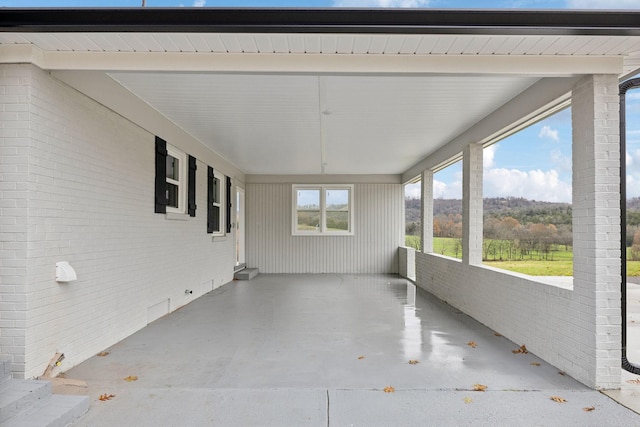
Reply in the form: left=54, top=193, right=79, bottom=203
left=0, top=64, right=30, bottom=378
left=421, top=169, right=433, bottom=254
left=463, top=143, right=483, bottom=265
left=572, top=74, right=621, bottom=388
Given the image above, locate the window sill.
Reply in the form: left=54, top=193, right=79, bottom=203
left=165, top=212, right=189, bottom=221
left=212, top=235, right=226, bottom=242
left=292, top=232, right=354, bottom=237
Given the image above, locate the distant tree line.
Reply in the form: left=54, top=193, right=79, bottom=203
left=406, top=197, right=573, bottom=260
left=406, top=196, right=640, bottom=261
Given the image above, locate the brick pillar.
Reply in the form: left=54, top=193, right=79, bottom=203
left=421, top=169, right=433, bottom=254
left=0, top=64, right=30, bottom=378
left=572, top=74, right=621, bottom=388
left=463, top=143, right=483, bottom=265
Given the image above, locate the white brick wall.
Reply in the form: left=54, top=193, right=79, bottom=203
left=420, top=170, right=433, bottom=254
left=415, top=74, right=622, bottom=389
left=1, top=64, right=236, bottom=379
left=0, top=64, right=30, bottom=378
left=462, top=143, right=483, bottom=265
left=571, top=74, right=621, bottom=388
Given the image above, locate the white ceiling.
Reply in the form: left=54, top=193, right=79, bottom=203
left=4, top=31, right=640, bottom=177
left=108, top=72, right=539, bottom=175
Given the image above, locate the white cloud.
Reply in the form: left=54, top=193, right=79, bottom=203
left=550, top=149, right=571, bottom=172
left=404, top=182, right=421, bottom=199
left=193, top=0, right=206, bottom=6
left=538, top=125, right=559, bottom=142
left=333, top=0, right=430, bottom=7
left=433, top=179, right=447, bottom=199
left=627, top=150, right=640, bottom=195
left=484, top=144, right=496, bottom=169
left=628, top=174, right=640, bottom=198
left=566, top=0, right=640, bottom=8
left=484, top=167, right=572, bottom=202
left=433, top=173, right=462, bottom=199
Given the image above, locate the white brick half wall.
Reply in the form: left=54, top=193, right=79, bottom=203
left=246, top=183, right=403, bottom=274
left=416, top=74, right=622, bottom=389
left=0, top=64, right=236, bottom=379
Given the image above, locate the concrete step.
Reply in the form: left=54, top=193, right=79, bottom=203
left=0, top=356, right=89, bottom=427
left=4, top=393, right=89, bottom=427
left=1, top=356, right=12, bottom=385
left=234, top=267, right=259, bottom=280
left=0, top=379, right=52, bottom=424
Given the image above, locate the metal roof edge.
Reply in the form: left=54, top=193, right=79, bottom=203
left=2, top=8, right=640, bottom=36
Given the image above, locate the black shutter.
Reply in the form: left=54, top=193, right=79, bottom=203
left=154, top=136, right=167, bottom=214
left=207, top=166, right=214, bottom=233
left=188, top=155, right=197, bottom=217
left=226, top=176, right=232, bottom=234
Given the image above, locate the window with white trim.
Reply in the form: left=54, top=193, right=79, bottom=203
left=292, top=185, right=353, bottom=236
left=165, top=145, right=187, bottom=214
left=207, top=166, right=225, bottom=235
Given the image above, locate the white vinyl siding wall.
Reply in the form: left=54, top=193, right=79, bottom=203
left=246, top=183, right=403, bottom=274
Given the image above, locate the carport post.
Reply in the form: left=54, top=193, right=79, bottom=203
left=463, top=143, right=483, bottom=266
left=421, top=169, right=434, bottom=254
left=571, top=74, right=622, bottom=388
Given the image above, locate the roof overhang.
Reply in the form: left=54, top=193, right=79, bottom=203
left=4, top=8, right=640, bottom=36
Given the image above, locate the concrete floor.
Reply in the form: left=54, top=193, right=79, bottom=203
left=65, top=274, right=640, bottom=426
left=603, top=281, right=640, bottom=415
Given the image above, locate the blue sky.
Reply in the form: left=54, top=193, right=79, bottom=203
left=5, top=0, right=640, bottom=202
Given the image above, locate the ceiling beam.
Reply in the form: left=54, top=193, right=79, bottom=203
left=1, top=44, right=623, bottom=76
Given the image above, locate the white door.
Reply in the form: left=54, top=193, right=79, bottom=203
left=235, top=187, right=245, bottom=267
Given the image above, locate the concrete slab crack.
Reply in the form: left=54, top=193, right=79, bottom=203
left=326, top=389, right=330, bottom=427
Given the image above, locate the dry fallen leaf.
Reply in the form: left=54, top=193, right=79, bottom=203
left=467, top=341, right=478, bottom=348
left=512, top=345, right=529, bottom=354
left=550, top=396, right=567, bottom=403
left=530, top=362, right=541, bottom=367
left=464, top=397, right=473, bottom=404
left=383, top=386, right=395, bottom=393
left=626, top=379, right=640, bottom=385
left=583, top=406, right=596, bottom=412
left=408, top=360, right=420, bottom=365
left=97, top=351, right=110, bottom=357
left=494, top=332, right=503, bottom=337
left=123, top=375, right=138, bottom=382
left=357, top=356, right=365, bottom=360
left=473, top=384, right=488, bottom=392
left=99, top=393, right=115, bottom=401
left=558, top=371, right=566, bottom=376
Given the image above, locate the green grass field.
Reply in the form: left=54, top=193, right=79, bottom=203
left=405, top=236, right=640, bottom=277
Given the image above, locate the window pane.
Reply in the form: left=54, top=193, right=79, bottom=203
left=167, top=183, right=179, bottom=208
left=326, top=189, right=350, bottom=231
left=405, top=181, right=421, bottom=251
left=483, top=107, right=572, bottom=276
left=212, top=206, right=220, bottom=232
left=166, top=155, right=179, bottom=181
left=433, top=161, right=462, bottom=258
left=297, top=189, right=320, bottom=232
left=213, top=177, right=220, bottom=204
